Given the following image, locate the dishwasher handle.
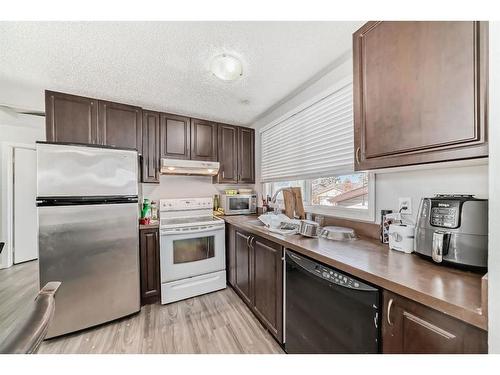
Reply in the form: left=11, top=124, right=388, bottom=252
left=285, top=250, right=377, bottom=292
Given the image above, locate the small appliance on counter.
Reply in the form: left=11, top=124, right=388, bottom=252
left=414, top=194, right=488, bottom=269
left=220, top=193, right=257, bottom=215
left=388, top=224, right=415, bottom=253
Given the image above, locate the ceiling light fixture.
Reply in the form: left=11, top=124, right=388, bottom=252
left=210, top=54, right=243, bottom=81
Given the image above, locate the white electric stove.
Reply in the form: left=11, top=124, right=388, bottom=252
left=159, top=197, right=226, bottom=304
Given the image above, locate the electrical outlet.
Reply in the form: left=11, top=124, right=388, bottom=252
left=398, top=197, right=412, bottom=215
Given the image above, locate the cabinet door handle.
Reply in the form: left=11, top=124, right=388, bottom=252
left=387, top=298, right=394, bottom=326
left=222, top=171, right=225, bottom=179
left=355, top=147, right=361, bottom=164
left=403, top=312, right=456, bottom=340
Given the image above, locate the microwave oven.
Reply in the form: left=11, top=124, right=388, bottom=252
left=220, top=194, right=257, bottom=215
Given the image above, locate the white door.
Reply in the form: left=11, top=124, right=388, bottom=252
left=14, top=147, right=38, bottom=264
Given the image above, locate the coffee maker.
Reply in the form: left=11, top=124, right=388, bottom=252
left=414, top=194, right=488, bottom=270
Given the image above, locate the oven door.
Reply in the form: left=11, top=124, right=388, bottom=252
left=160, top=226, right=225, bottom=283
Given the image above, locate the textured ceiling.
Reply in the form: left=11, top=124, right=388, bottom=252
left=0, top=21, right=363, bottom=125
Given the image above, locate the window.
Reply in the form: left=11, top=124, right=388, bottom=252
left=268, top=180, right=307, bottom=201
left=260, top=77, right=375, bottom=221
left=260, top=79, right=355, bottom=182
left=311, top=173, right=368, bottom=209
left=264, top=172, right=374, bottom=221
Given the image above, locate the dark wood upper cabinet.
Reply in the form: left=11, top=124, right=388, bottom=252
left=215, top=125, right=255, bottom=184
left=190, top=119, right=218, bottom=161
left=45, top=90, right=98, bottom=144
left=215, top=124, right=239, bottom=183
left=382, top=290, right=487, bottom=354
left=142, top=111, right=160, bottom=183
left=97, top=100, right=142, bottom=151
left=353, top=21, right=488, bottom=170
left=159, top=113, right=191, bottom=160
left=45, top=90, right=256, bottom=184
left=237, top=127, right=255, bottom=183
left=139, top=227, right=161, bottom=305
left=252, top=236, right=283, bottom=342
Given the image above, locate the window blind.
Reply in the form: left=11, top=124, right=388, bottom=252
left=261, top=82, right=354, bottom=182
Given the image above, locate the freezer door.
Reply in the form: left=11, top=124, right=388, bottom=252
left=37, top=143, right=138, bottom=197
left=38, top=202, right=140, bottom=338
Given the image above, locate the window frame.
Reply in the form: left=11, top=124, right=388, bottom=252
left=264, top=172, right=376, bottom=222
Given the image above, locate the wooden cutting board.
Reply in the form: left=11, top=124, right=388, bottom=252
left=292, top=187, right=305, bottom=219
left=282, top=188, right=295, bottom=219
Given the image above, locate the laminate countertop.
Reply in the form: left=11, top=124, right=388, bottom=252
left=223, top=215, right=487, bottom=330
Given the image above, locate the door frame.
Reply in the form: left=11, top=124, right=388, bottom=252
left=0, top=142, right=36, bottom=269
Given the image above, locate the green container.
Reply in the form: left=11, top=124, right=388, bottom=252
left=141, top=199, right=151, bottom=219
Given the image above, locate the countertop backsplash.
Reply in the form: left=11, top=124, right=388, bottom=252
left=140, top=175, right=255, bottom=201
left=141, top=175, right=219, bottom=200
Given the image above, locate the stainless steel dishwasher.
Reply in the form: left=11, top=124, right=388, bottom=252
left=285, top=250, right=380, bottom=353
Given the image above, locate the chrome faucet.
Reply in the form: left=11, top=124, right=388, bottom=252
left=270, top=187, right=287, bottom=214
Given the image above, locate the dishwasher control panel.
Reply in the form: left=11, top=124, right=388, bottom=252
left=286, top=250, right=376, bottom=292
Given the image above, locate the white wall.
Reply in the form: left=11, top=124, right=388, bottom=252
left=0, top=118, right=45, bottom=268
left=141, top=175, right=220, bottom=201
left=0, top=78, right=46, bottom=267
left=375, top=162, right=488, bottom=224
left=141, top=174, right=254, bottom=202
left=488, top=21, right=500, bottom=354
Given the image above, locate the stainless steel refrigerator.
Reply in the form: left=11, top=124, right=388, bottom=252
left=36, top=142, right=140, bottom=338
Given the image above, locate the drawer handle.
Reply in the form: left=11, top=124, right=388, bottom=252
left=387, top=298, right=394, bottom=326
left=403, top=312, right=456, bottom=340
left=355, top=147, right=361, bottom=164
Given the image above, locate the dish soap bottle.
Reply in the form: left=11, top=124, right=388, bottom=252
left=141, top=199, right=151, bottom=224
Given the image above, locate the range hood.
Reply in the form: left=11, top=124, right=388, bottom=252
left=160, top=158, right=220, bottom=176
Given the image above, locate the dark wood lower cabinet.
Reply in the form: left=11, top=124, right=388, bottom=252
left=139, top=228, right=161, bottom=305
left=234, top=229, right=253, bottom=306
left=252, top=236, right=283, bottom=341
left=228, top=225, right=284, bottom=343
left=226, top=224, right=236, bottom=286
left=382, top=290, right=487, bottom=354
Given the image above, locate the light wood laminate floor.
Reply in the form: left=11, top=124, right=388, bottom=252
left=0, top=261, right=284, bottom=354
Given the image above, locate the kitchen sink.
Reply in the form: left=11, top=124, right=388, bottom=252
left=246, top=219, right=299, bottom=235
left=246, top=220, right=267, bottom=228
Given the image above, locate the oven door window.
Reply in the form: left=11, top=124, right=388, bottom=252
left=229, top=198, right=250, bottom=211
left=173, top=236, right=215, bottom=264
